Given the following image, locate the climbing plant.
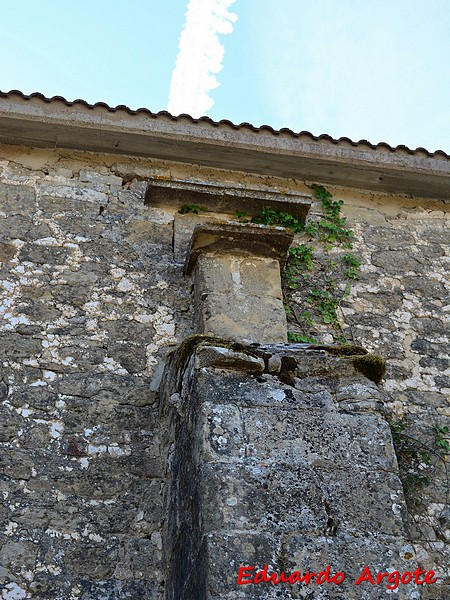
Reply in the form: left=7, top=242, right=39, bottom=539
left=235, top=185, right=360, bottom=343
left=388, top=417, right=450, bottom=545
left=282, top=184, right=359, bottom=343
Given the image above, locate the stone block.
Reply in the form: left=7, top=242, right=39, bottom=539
left=0, top=215, right=53, bottom=240
left=77, top=579, right=161, bottom=600
left=0, top=182, right=36, bottom=216
left=364, top=226, right=415, bottom=248
left=335, top=378, right=384, bottom=413
left=38, top=183, right=108, bottom=205
left=194, top=345, right=265, bottom=373
left=79, top=170, right=123, bottom=186
left=0, top=241, right=16, bottom=261
left=186, top=222, right=293, bottom=274
left=241, top=409, right=396, bottom=471
left=0, top=332, right=42, bottom=359
left=201, top=463, right=329, bottom=534
left=202, top=531, right=425, bottom=599
left=204, top=530, right=283, bottom=599
left=195, top=254, right=282, bottom=299
left=284, top=534, right=426, bottom=599
left=197, top=370, right=335, bottom=410
left=39, top=194, right=103, bottom=217
left=19, top=243, right=69, bottom=265
left=198, top=292, right=287, bottom=343
left=371, top=250, right=421, bottom=274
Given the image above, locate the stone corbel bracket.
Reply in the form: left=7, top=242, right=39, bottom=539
left=184, top=222, right=294, bottom=275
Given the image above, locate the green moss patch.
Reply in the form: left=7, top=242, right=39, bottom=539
left=352, top=354, right=386, bottom=384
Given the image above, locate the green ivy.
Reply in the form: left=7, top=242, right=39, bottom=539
left=289, top=244, right=314, bottom=269
left=233, top=187, right=360, bottom=343
left=282, top=185, right=361, bottom=342
left=240, top=206, right=305, bottom=233
left=287, top=332, right=318, bottom=343
left=311, top=184, right=354, bottom=246
left=307, top=288, right=339, bottom=325
left=434, top=424, right=450, bottom=456
left=342, top=253, right=361, bottom=280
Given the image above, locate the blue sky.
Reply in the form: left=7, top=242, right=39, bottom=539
left=1, top=0, right=449, bottom=152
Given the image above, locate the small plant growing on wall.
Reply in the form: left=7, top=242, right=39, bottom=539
left=282, top=185, right=360, bottom=343
left=235, top=185, right=361, bottom=344
left=388, top=417, right=450, bottom=545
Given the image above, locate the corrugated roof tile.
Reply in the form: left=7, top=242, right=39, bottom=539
left=0, top=89, right=449, bottom=159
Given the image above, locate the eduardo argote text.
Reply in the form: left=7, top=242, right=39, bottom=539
left=237, top=564, right=437, bottom=591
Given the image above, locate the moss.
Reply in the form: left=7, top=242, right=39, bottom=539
left=352, top=354, right=386, bottom=384
left=173, top=334, right=230, bottom=373
left=321, top=344, right=368, bottom=357
left=172, top=334, right=262, bottom=376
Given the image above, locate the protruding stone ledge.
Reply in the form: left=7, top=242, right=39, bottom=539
left=194, top=345, right=265, bottom=373
left=146, top=178, right=312, bottom=219
left=184, top=221, right=294, bottom=275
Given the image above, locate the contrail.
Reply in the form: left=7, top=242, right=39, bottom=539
left=167, top=0, right=237, bottom=118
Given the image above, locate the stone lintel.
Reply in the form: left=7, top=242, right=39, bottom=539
left=185, top=222, right=294, bottom=275
left=146, top=177, right=312, bottom=219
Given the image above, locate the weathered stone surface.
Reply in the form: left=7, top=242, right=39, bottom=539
left=364, top=226, right=415, bottom=248
left=402, top=276, right=447, bottom=298
left=371, top=250, right=421, bottom=273
left=39, top=194, right=104, bottom=217
left=0, top=214, right=53, bottom=240
left=0, top=332, right=42, bottom=358
left=0, top=146, right=448, bottom=599
left=0, top=182, right=36, bottom=215
left=266, top=354, right=282, bottom=373
left=191, top=246, right=288, bottom=343
left=239, top=408, right=395, bottom=470
left=161, top=342, right=412, bottom=599
left=194, top=253, right=283, bottom=298
left=19, top=243, right=70, bottom=265
left=198, top=292, right=287, bottom=343
left=0, top=241, right=16, bottom=261
left=194, top=345, right=265, bottom=373
left=201, top=463, right=405, bottom=536
left=335, top=378, right=384, bottom=412
left=79, top=169, right=123, bottom=187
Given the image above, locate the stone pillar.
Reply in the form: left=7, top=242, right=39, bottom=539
left=161, top=340, right=417, bottom=600
left=185, top=222, right=293, bottom=344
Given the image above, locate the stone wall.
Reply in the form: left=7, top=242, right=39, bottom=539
left=161, top=339, right=416, bottom=599
left=342, top=189, right=450, bottom=577
left=0, top=149, right=190, bottom=599
left=0, top=144, right=449, bottom=599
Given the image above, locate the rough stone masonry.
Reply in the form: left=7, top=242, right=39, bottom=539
left=0, top=94, right=449, bottom=599
left=161, top=338, right=417, bottom=599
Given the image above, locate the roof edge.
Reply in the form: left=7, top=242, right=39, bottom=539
left=0, top=90, right=449, bottom=201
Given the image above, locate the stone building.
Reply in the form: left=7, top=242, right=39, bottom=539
left=0, top=90, right=449, bottom=599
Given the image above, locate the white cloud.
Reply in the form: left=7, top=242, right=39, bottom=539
left=167, top=0, right=237, bottom=117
